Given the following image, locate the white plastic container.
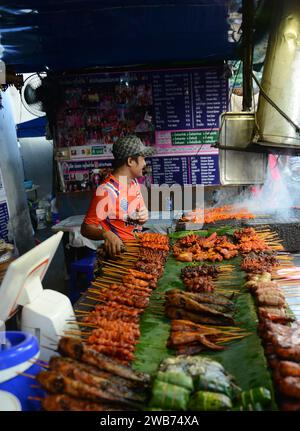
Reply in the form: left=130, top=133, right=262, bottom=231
left=36, top=209, right=46, bottom=229
left=0, top=390, right=22, bottom=411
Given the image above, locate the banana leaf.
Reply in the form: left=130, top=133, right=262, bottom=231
left=132, top=228, right=278, bottom=410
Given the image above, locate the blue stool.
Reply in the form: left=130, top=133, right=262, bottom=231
left=69, top=251, right=97, bottom=304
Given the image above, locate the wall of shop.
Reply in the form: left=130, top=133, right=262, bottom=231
left=54, top=65, right=228, bottom=193
left=19, top=137, right=53, bottom=199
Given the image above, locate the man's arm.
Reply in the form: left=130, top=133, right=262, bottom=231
left=81, top=223, right=123, bottom=256
left=80, top=223, right=105, bottom=241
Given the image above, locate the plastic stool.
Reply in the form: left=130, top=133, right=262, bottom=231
left=69, top=251, right=96, bottom=304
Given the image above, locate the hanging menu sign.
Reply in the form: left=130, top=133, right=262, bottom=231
left=150, top=155, right=219, bottom=186
left=152, top=66, right=227, bottom=160
left=152, top=67, right=227, bottom=130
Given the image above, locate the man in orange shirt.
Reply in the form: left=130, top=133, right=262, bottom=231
left=81, top=135, right=155, bottom=256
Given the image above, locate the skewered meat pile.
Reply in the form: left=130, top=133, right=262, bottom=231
left=180, top=264, right=220, bottom=292
left=173, top=232, right=239, bottom=263
left=234, top=228, right=271, bottom=253
left=180, top=205, right=255, bottom=224
left=244, top=272, right=292, bottom=324
left=181, top=264, right=221, bottom=279
left=183, top=276, right=215, bottom=293
left=37, top=337, right=150, bottom=411
left=165, top=289, right=235, bottom=327
left=137, top=232, right=170, bottom=251
left=38, top=234, right=168, bottom=410
left=82, top=316, right=140, bottom=337
left=86, top=276, right=155, bottom=362
left=241, top=253, right=279, bottom=274
left=89, top=236, right=170, bottom=363
left=239, top=243, right=300, bottom=411
left=82, top=304, right=140, bottom=324
left=258, top=321, right=300, bottom=410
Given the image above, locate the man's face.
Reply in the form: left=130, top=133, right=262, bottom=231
left=128, top=156, right=146, bottom=178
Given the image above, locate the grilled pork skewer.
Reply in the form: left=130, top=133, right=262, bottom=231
left=278, top=376, right=300, bottom=399
left=278, top=361, right=300, bottom=378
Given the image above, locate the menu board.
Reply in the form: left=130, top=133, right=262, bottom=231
left=152, top=68, right=227, bottom=131
left=150, top=155, right=219, bottom=185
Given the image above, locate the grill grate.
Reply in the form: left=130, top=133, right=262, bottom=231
left=246, top=216, right=300, bottom=225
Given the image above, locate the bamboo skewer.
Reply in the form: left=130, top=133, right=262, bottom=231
left=28, top=359, right=49, bottom=368
left=16, top=372, right=36, bottom=379
left=102, top=261, right=128, bottom=271
left=67, top=321, right=98, bottom=328
left=92, top=281, right=109, bottom=288
left=103, top=269, right=126, bottom=277
left=94, top=278, right=111, bottom=285
left=76, top=302, right=95, bottom=307
left=64, top=329, right=89, bottom=336
left=101, top=275, right=122, bottom=282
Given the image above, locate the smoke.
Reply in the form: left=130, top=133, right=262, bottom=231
left=211, top=155, right=300, bottom=217
left=242, top=157, right=293, bottom=217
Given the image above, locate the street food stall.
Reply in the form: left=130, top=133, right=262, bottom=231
left=2, top=0, right=300, bottom=414
left=30, top=228, right=300, bottom=411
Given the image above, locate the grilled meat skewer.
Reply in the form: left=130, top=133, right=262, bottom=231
left=37, top=371, right=140, bottom=407
left=168, top=331, right=225, bottom=351
left=49, top=357, right=145, bottom=390
left=278, top=361, right=300, bottom=378
left=165, top=291, right=235, bottom=321
left=165, top=306, right=234, bottom=326
left=58, top=337, right=149, bottom=383
left=49, top=357, right=147, bottom=402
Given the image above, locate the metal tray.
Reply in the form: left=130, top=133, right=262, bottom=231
left=219, top=148, right=267, bottom=185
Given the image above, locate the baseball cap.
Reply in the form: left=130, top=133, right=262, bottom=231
left=112, top=135, right=156, bottom=160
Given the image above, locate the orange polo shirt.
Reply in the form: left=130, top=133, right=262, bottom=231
left=84, top=174, right=146, bottom=240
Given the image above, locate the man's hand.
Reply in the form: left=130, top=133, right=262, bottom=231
left=102, top=230, right=123, bottom=257
left=136, top=207, right=148, bottom=224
